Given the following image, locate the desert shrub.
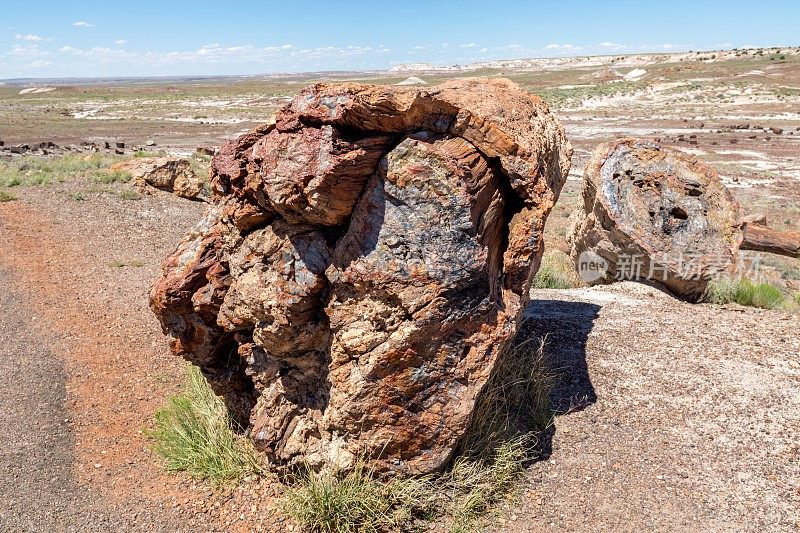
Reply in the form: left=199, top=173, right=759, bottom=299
left=533, top=250, right=582, bottom=289
left=69, top=191, right=85, bottom=201
left=704, top=278, right=785, bottom=310
left=0, top=190, right=16, bottom=202
left=0, top=154, right=121, bottom=187
left=148, top=365, right=261, bottom=485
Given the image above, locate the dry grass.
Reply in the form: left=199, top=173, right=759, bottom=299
left=282, top=461, right=435, bottom=533
left=147, top=365, right=261, bottom=485
left=533, top=250, right=582, bottom=289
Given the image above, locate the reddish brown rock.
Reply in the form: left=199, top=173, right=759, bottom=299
left=151, top=78, right=572, bottom=473
left=110, top=156, right=207, bottom=200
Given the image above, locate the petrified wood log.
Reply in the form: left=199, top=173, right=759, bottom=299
left=569, top=138, right=800, bottom=301
left=151, top=78, right=572, bottom=474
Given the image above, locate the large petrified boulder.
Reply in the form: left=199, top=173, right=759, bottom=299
left=110, top=156, right=207, bottom=200
left=151, top=78, right=572, bottom=474
left=569, top=138, right=800, bottom=301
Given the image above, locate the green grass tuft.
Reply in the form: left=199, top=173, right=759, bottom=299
left=0, top=190, right=16, bottom=202
left=282, top=461, right=435, bottom=533
left=117, top=188, right=141, bottom=200
left=533, top=250, right=582, bottom=289
left=0, top=153, right=122, bottom=187
left=704, top=278, right=786, bottom=310
left=88, top=169, right=131, bottom=184
left=147, top=365, right=261, bottom=485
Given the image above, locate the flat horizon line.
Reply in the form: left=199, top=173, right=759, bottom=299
left=1, top=45, right=795, bottom=85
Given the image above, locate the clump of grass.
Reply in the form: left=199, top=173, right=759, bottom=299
left=282, top=461, right=435, bottom=533
left=133, top=149, right=166, bottom=158
left=533, top=250, right=582, bottom=289
left=147, top=365, right=261, bottom=485
left=69, top=191, right=85, bottom=201
left=283, top=332, right=556, bottom=533
left=117, top=188, right=141, bottom=200
left=0, top=190, right=16, bottom=202
left=0, top=153, right=121, bottom=187
left=88, top=169, right=131, bottom=184
left=446, top=439, right=529, bottom=533
left=704, top=278, right=785, bottom=310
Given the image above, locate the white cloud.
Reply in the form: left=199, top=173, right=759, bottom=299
left=114, top=39, right=127, bottom=45
left=9, top=44, right=52, bottom=59
left=15, top=34, right=50, bottom=42
left=49, top=43, right=393, bottom=68
left=73, top=21, right=94, bottom=27
left=545, top=43, right=582, bottom=51
left=459, top=43, right=478, bottom=49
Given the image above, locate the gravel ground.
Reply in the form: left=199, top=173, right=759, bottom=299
left=1, top=178, right=798, bottom=532
left=498, top=283, right=800, bottom=532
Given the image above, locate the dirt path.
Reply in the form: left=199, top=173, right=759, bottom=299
left=0, top=187, right=217, bottom=531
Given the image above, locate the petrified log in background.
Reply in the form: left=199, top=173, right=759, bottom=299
left=569, top=138, right=800, bottom=301
left=151, top=78, right=572, bottom=474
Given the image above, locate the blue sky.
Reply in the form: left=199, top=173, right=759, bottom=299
left=2, top=0, right=798, bottom=79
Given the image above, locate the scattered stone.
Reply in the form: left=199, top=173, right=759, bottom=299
left=196, top=147, right=215, bottom=156
left=146, top=139, right=157, bottom=147
left=110, top=157, right=207, bottom=200
left=770, top=127, right=783, bottom=135
left=115, top=141, right=125, bottom=149
left=151, top=78, right=572, bottom=475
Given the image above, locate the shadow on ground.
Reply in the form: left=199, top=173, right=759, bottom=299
left=518, top=298, right=601, bottom=458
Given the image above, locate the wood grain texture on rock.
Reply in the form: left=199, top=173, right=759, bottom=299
left=151, top=78, right=572, bottom=474
left=568, top=138, right=800, bottom=301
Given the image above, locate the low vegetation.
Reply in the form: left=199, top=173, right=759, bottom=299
left=147, top=365, right=261, bottom=485
left=533, top=250, right=582, bottom=289
left=0, top=190, right=16, bottom=202
left=535, top=81, right=640, bottom=109
left=283, top=333, right=556, bottom=533
left=117, top=188, right=141, bottom=200
left=282, top=462, right=435, bottom=533
left=704, top=278, right=787, bottom=310
left=0, top=154, right=126, bottom=187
